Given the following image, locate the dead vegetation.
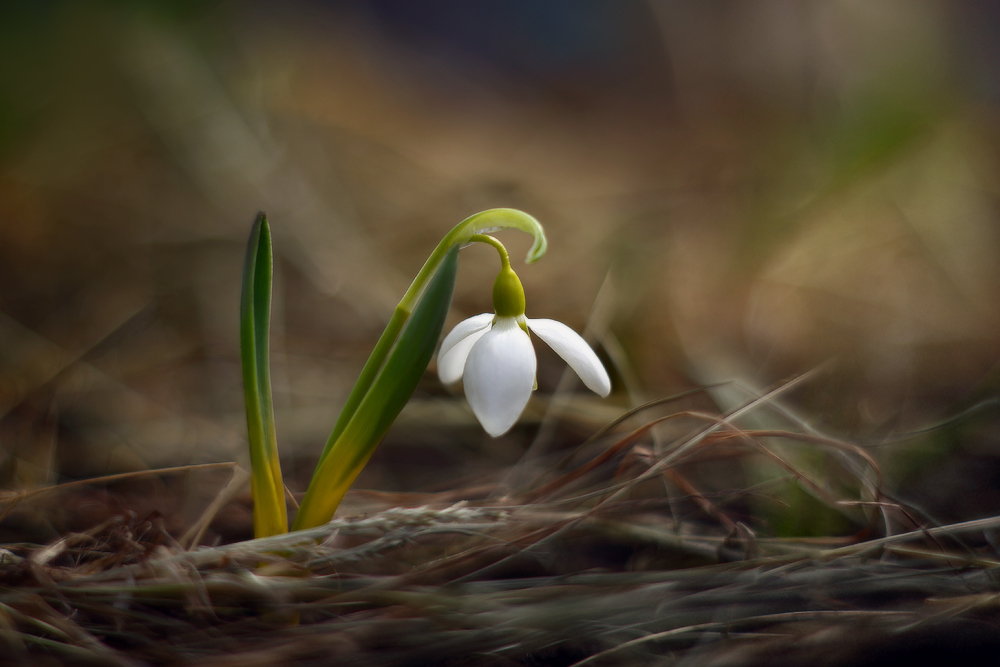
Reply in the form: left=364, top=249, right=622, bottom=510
left=1, top=382, right=998, bottom=666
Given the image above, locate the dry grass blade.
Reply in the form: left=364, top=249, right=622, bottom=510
left=0, top=463, right=237, bottom=523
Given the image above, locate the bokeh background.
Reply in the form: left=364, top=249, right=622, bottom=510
left=1, top=0, right=998, bottom=542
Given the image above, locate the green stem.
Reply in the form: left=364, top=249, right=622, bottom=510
left=400, top=208, right=545, bottom=309
left=469, top=233, right=512, bottom=268
left=292, top=246, right=460, bottom=530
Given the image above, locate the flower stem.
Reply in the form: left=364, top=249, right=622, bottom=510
left=292, top=246, right=459, bottom=530
left=469, top=233, right=512, bottom=268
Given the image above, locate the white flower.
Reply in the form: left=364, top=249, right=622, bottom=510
left=438, top=313, right=611, bottom=437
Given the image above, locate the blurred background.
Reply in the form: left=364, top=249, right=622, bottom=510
left=1, top=0, right=998, bottom=542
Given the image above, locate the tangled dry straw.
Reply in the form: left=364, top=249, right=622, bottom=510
left=1, top=385, right=999, bottom=666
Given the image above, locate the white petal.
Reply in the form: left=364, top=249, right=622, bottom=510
left=526, top=318, right=611, bottom=397
left=464, top=317, right=536, bottom=437
left=437, top=313, right=494, bottom=384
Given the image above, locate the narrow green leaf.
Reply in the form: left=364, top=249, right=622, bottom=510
left=292, top=246, right=459, bottom=530
left=240, top=212, right=288, bottom=538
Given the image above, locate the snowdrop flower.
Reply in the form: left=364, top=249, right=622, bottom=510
left=438, top=236, right=611, bottom=437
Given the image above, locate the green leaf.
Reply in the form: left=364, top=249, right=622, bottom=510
left=451, top=208, right=548, bottom=265
left=240, top=212, right=288, bottom=538
left=292, top=245, right=459, bottom=530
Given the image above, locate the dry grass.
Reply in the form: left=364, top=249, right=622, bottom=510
left=1, top=383, right=998, bottom=667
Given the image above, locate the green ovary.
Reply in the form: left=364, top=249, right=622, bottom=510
left=492, top=265, right=526, bottom=318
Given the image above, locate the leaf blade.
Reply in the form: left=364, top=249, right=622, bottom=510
left=293, top=245, right=459, bottom=530
left=240, top=212, right=288, bottom=538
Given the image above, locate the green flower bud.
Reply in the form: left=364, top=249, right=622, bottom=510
left=492, top=265, right=526, bottom=318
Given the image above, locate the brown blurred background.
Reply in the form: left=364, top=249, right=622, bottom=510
left=1, top=1, right=998, bottom=541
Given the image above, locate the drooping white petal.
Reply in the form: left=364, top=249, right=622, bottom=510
left=437, top=313, right=494, bottom=384
left=526, top=318, right=611, bottom=397
left=464, top=317, right=536, bottom=437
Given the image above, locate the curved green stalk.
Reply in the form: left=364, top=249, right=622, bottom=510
left=292, top=246, right=459, bottom=530
left=240, top=213, right=288, bottom=538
